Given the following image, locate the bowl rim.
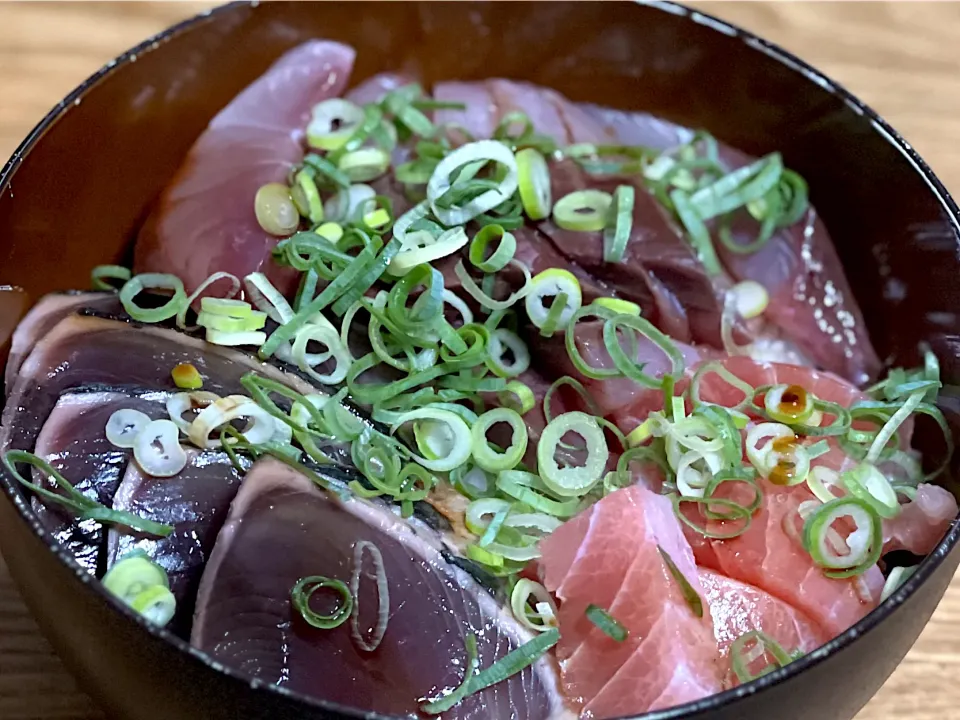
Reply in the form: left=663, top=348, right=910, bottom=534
left=1, top=1, right=959, bottom=719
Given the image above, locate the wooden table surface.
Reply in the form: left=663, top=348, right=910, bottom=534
left=2, top=2, right=960, bottom=718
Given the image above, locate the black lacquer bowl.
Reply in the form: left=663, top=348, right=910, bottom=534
left=1, top=2, right=959, bottom=719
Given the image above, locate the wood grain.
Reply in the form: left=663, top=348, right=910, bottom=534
left=1, top=2, right=958, bottom=718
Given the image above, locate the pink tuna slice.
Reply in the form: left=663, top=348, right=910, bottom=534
left=135, top=41, right=356, bottom=297
left=689, top=477, right=883, bottom=638
left=539, top=484, right=723, bottom=718
left=699, top=568, right=826, bottom=684
left=883, top=483, right=957, bottom=555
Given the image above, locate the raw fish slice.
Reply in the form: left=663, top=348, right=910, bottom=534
left=192, top=458, right=564, bottom=719
left=539, top=159, right=735, bottom=347
left=30, top=389, right=169, bottom=573
left=578, top=103, right=880, bottom=383
left=107, top=449, right=249, bottom=631
left=486, top=80, right=571, bottom=142
left=716, top=206, right=881, bottom=385
left=0, top=315, right=347, bottom=463
left=5, top=292, right=121, bottom=392
left=692, top=478, right=883, bottom=637
left=434, top=81, right=498, bottom=139
left=532, top=319, right=709, bottom=422
left=575, top=103, right=693, bottom=150
left=883, top=483, right=957, bottom=556
left=539, top=484, right=722, bottom=717
left=345, top=72, right=410, bottom=106
left=135, top=42, right=356, bottom=297
left=699, top=569, right=826, bottom=665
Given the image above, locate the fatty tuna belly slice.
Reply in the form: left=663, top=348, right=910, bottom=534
left=5, top=292, right=121, bottom=392
left=0, top=314, right=333, bottom=457
left=135, top=41, right=356, bottom=297
left=539, top=484, right=723, bottom=718
left=107, top=449, right=249, bottom=631
left=192, top=458, right=565, bottom=719
left=29, top=388, right=170, bottom=573
left=883, top=483, right=958, bottom=556
left=700, top=569, right=826, bottom=676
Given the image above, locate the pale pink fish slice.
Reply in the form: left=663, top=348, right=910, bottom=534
left=433, top=81, right=498, bottom=140
left=540, top=484, right=723, bottom=717
left=700, top=569, right=827, bottom=664
left=883, top=483, right=957, bottom=555
left=135, top=41, right=356, bottom=297
left=695, top=478, right=882, bottom=637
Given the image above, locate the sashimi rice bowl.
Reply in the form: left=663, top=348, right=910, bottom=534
left=1, top=4, right=959, bottom=720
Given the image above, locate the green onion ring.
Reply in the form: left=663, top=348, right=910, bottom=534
left=119, top=273, right=187, bottom=324
left=472, top=408, right=528, bottom=473
left=601, top=314, right=685, bottom=389
left=469, top=224, right=517, bottom=273
left=290, top=575, right=353, bottom=630
left=537, top=412, right=608, bottom=497
left=802, top=496, right=882, bottom=578
left=91, top=264, right=131, bottom=291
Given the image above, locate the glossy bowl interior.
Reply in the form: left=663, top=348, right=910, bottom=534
left=2, top=2, right=960, bottom=720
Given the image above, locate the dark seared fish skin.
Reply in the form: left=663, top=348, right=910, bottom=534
left=108, top=449, right=249, bottom=634
left=192, top=458, right=566, bottom=720
left=30, top=389, right=170, bottom=574
left=0, top=314, right=338, bottom=458
left=5, top=292, right=122, bottom=393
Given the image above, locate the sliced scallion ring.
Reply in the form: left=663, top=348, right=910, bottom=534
left=469, top=224, right=517, bottom=273
left=602, top=185, right=635, bottom=263
left=454, top=258, right=532, bottom=311
left=389, top=226, right=469, bottom=275
left=601, top=313, right=685, bottom=388
left=803, top=497, right=882, bottom=578
left=291, top=168, right=324, bottom=223
left=307, top=98, right=365, bottom=151
left=515, top=148, right=551, bottom=220
left=840, top=462, right=900, bottom=519
left=537, top=412, right=608, bottom=497
left=553, top=189, right=612, bottom=232
left=119, top=273, right=187, bottom=324
left=496, top=470, right=580, bottom=518
left=525, top=269, right=582, bottom=335
left=291, top=575, right=353, bottom=630
left=391, top=408, right=471, bottom=472
left=91, top=264, right=131, bottom=291
left=244, top=272, right=294, bottom=324
left=471, top=408, right=528, bottom=473
left=133, top=419, right=187, bottom=477
left=510, top=579, right=558, bottom=632
left=498, top=380, right=535, bottom=415
left=102, top=554, right=173, bottom=627
left=337, top=148, right=391, bottom=183
left=594, top=297, right=640, bottom=316
left=731, top=280, right=769, bottom=319
left=764, top=384, right=815, bottom=424
left=486, top=329, right=531, bottom=378
left=105, top=408, right=152, bottom=449
left=427, top=140, right=519, bottom=226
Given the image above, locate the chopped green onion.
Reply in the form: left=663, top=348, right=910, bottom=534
left=552, top=189, right=612, bottom=232
left=254, top=182, right=300, bottom=236
left=102, top=553, right=175, bottom=626
left=689, top=154, right=783, bottom=221
left=291, top=168, right=324, bottom=223
left=525, top=269, right=582, bottom=335
left=602, top=185, right=635, bottom=263
left=657, top=545, right=704, bottom=618
left=307, top=98, right=365, bottom=151
left=585, top=604, right=628, bottom=642
left=594, top=297, right=641, bottom=316
left=486, top=329, right=531, bottom=378
left=119, top=273, right=187, bottom=324
left=601, top=313, right=685, bottom=388
left=497, top=470, right=580, bottom=518
left=91, top=264, right=131, bottom=291
left=460, top=629, right=560, bottom=700
left=515, top=148, right=552, bottom=220
left=390, top=226, right=469, bottom=275
left=244, top=272, right=294, bottom=324
left=498, top=380, right=535, bottom=415
left=730, top=630, right=793, bottom=684
left=290, top=575, right=353, bottom=630
left=510, top=579, right=559, bottom=632
left=454, top=258, right=532, bottom=311
left=673, top=494, right=753, bottom=539
left=690, top=361, right=755, bottom=412
left=670, top=189, right=722, bottom=275
left=469, top=224, right=517, bottom=273
left=171, top=362, right=204, bottom=390
left=3, top=450, right=173, bottom=537
left=419, top=634, right=480, bottom=714
left=427, top=140, right=518, bottom=226
left=466, top=543, right=504, bottom=568
left=537, top=412, right=608, bottom=497
left=472, top=408, right=528, bottom=472
left=840, top=462, right=900, bottom=519
left=731, top=280, right=769, bottom=319
left=391, top=408, right=472, bottom=472
left=803, top=497, right=882, bottom=578
left=764, top=383, right=815, bottom=425
left=337, top=147, right=391, bottom=183
left=881, top=566, right=918, bottom=603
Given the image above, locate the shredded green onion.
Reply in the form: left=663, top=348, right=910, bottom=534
left=657, top=544, right=704, bottom=618
left=585, top=604, right=628, bottom=642
left=291, top=575, right=353, bottom=629
left=602, top=185, right=635, bottom=263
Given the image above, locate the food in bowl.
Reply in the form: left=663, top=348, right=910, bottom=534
left=2, top=39, right=956, bottom=719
